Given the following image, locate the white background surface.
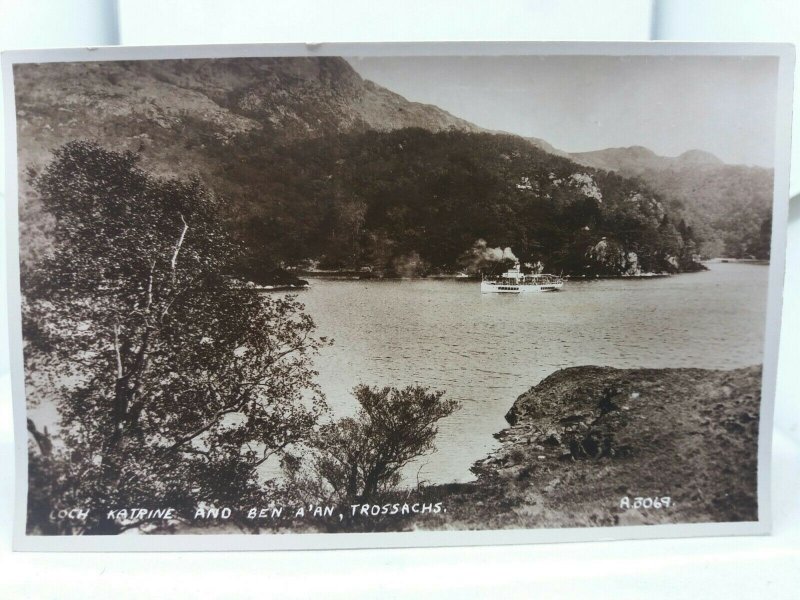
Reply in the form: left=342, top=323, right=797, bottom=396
left=1, top=1, right=798, bottom=597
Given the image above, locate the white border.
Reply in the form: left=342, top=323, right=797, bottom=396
left=2, top=41, right=794, bottom=552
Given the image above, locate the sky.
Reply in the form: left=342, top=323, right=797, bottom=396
left=347, top=55, right=779, bottom=167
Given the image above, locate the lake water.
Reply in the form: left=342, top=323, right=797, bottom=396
left=298, top=263, right=769, bottom=485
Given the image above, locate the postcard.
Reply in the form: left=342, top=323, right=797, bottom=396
left=3, top=42, right=794, bottom=551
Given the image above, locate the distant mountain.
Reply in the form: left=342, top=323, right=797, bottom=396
left=674, top=149, right=725, bottom=167
left=569, top=146, right=772, bottom=258
left=570, top=146, right=724, bottom=172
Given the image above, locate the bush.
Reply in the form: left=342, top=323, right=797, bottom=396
left=311, top=385, right=460, bottom=503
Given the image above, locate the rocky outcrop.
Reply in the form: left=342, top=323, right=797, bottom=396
left=418, top=365, right=761, bottom=530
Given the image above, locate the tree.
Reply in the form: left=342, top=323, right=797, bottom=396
left=746, top=214, right=772, bottom=260
left=23, top=141, right=327, bottom=534
left=310, top=385, right=459, bottom=503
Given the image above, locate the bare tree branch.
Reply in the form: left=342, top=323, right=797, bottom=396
left=171, top=213, right=189, bottom=281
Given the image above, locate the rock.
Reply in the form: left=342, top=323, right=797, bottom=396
left=544, top=431, right=561, bottom=446
left=500, top=465, right=526, bottom=479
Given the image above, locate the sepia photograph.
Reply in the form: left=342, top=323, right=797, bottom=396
left=3, top=43, right=790, bottom=547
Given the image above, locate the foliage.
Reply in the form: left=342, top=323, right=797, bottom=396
left=308, top=385, right=459, bottom=503
left=195, top=128, right=705, bottom=278
left=23, top=141, right=327, bottom=534
left=621, top=165, right=773, bottom=259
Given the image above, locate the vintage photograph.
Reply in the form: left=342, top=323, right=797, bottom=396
left=8, top=48, right=782, bottom=539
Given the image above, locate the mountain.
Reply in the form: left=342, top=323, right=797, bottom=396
left=570, top=146, right=725, bottom=172
left=569, top=146, right=772, bottom=258
left=524, top=136, right=572, bottom=158
left=15, top=57, right=705, bottom=277
left=14, top=57, right=477, bottom=176
left=674, top=149, right=725, bottom=167
left=13, top=57, right=481, bottom=267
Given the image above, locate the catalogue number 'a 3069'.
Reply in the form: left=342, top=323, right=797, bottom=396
left=619, top=496, right=672, bottom=509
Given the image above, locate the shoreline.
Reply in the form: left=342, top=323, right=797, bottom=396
left=298, top=271, right=697, bottom=282
left=259, top=259, right=770, bottom=286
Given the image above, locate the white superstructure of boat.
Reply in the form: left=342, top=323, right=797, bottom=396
left=480, top=262, right=564, bottom=293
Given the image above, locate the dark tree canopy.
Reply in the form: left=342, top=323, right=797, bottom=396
left=23, top=141, right=326, bottom=534
left=193, top=128, right=706, bottom=278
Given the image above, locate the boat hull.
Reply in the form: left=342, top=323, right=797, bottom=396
left=480, top=281, right=563, bottom=293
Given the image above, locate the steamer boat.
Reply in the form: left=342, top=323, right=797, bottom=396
left=480, top=262, right=564, bottom=293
